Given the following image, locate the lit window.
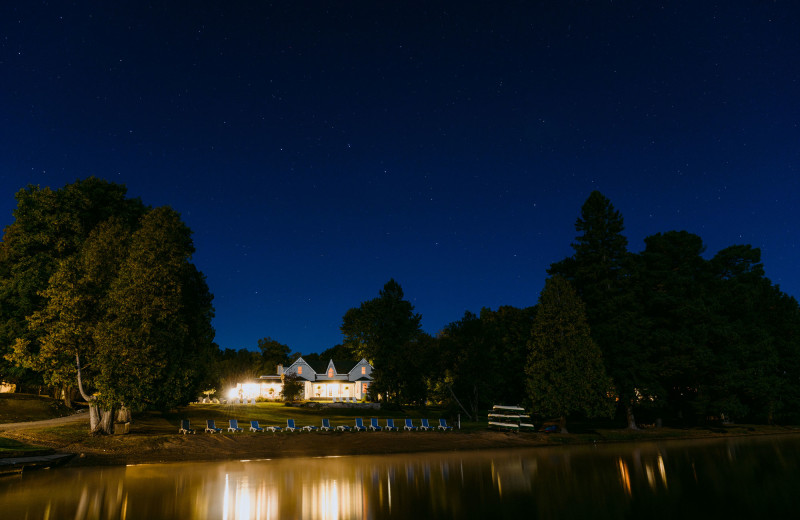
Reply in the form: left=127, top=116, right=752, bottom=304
left=298, top=366, right=302, bottom=375
left=328, top=368, right=333, bottom=377
left=363, top=383, right=368, bottom=393
left=361, top=366, right=366, bottom=375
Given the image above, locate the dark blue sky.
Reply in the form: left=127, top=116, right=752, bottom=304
left=2, top=2, right=798, bottom=354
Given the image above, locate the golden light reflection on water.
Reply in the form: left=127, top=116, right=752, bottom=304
left=1, top=436, right=799, bottom=519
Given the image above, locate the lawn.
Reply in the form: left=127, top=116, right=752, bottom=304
left=160, top=401, right=471, bottom=433
left=0, top=393, right=74, bottom=424
left=0, top=437, right=50, bottom=454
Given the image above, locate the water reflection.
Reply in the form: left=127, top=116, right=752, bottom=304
left=1, top=435, right=799, bottom=519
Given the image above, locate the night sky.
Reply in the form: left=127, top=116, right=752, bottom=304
left=2, top=2, right=798, bottom=354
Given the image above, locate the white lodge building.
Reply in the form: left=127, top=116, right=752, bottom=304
left=231, top=358, right=373, bottom=401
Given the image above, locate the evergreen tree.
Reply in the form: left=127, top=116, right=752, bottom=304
left=548, top=191, right=649, bottom=428
left=526, top=276, right=613, bottom=433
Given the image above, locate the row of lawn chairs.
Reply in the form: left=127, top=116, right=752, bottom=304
left=179, top=417, right=453, bottom=434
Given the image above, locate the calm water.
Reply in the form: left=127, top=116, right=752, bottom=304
left=1, top=434, right=799, bottom=519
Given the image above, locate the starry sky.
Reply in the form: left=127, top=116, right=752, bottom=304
left=2, top=2, right=798, bottom=354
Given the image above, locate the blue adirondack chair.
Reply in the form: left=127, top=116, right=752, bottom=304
left=179, top=419, right=195, bottom=434
left=438, top=418, right=453, bottom=431
left=354, top=418, right=367, bottom=432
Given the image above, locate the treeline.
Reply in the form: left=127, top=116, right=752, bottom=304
left=3, top=180, right=798, bottom=432
left=321, top=192, right=800, bottom=428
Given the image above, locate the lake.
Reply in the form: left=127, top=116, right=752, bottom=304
left=1, top=434, right=799, bottom=519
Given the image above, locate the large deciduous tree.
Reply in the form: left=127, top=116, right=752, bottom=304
left=705, top=245, right=800, bottom=423
left=0, top=179, right=145, bottom=393
left=437, top=306, right=535, bottom=420
left=637, top=231, right=711, bottom=421
left=3, top=179, right=214, bottom=434
left=526, top=275, right=613, bottom=433
left=340, top=279, right=425, bottom=405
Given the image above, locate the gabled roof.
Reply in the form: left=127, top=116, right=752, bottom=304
left=299, top=358, right=363, bottom=375
left=274, top=357, right=372, bottom=381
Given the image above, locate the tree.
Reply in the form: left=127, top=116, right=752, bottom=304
left=8, top=217, right=131, bottom=418
left=3, top=180, right=214, bottom=433
left=257, top=337, right=292, bottom=374
left=548, top=191, right=649, bottom=429
left=92, top=207, right=215, bottom=412
left=281, top=374, right=304, bottom=402
left=479, top=306, right=536, bottom=406
left=637, top=231, right=712, bottom=422
left=704, top=245, right=800, bottom=423
left=438, top=311, right=492, bottom=420
left=340, top=279, right=425, bottom=405
left=526, top=276, right=614, bottom=433
left=0, top=178, right=146, bottom=394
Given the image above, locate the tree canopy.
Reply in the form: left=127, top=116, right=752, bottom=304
left=2, top=178, right=215, bottom=433
left=340, top=279, right=426, bottom=405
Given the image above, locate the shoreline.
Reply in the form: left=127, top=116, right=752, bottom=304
left=4, top=421, right=800, bottom=469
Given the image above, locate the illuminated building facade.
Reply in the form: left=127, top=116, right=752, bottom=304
left=230, top=358, right=373, bottom=401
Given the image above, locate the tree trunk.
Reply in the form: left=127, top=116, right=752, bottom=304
left=99, top=407, right=114, bottom=434
left=559, top=415, right=569, bottom=434
left=626, top=404, right=639, bottom=430
left=76, top=353, right=114, bottom=435
left=62, top=386, right=73, bottom=408
left=88, top=403, right=101, bottom=433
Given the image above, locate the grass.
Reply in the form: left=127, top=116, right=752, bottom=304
left=162, top=401, right=468, bottom=432
left=0, top=393, right=74, bottom=423
left=0, top=437, right=50, bottom=454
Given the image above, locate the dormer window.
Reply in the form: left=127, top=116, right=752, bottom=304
left=361, top=366, right=366, bottom=375
left=328, top=368, right=334, bottom=377
left=298, top=366, right=303, bottom=375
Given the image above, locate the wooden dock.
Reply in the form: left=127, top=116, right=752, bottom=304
left=0, top=453, right=75, bottom=476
